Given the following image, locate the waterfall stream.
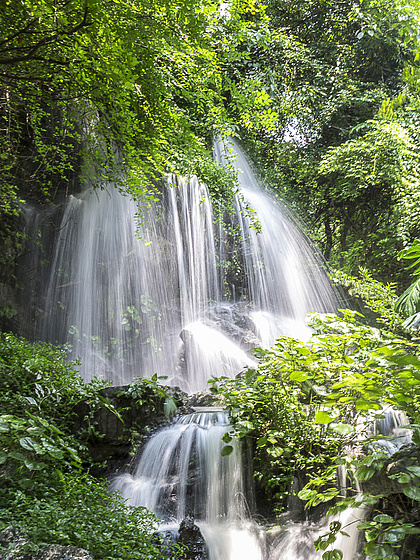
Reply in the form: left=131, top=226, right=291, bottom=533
left=109, top=407, right=411, bottom=560
left=23, top=140, right=358, bottom=558
left=25, top=140, right=336, bottom=391
left=110, top=410, right=265, bottom=560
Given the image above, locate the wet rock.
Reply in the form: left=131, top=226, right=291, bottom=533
left=33, top=546, right=93, bottom=560
left=185, top=392, right=218, bottom=409
left=152, top=529, right=179, bottom=559
left=72, top=384, right=189, bottom=468
left=206, top=303, right=261, bottom=349
left=0, top=526, right=29, bottom=558
left=178, top=517, right=209, bottom=560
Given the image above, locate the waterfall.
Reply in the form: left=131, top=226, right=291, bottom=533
left=110, top=407, right=409, bottom=560
left=267, top=507, right=366, bottom=560
left=21, top=141, right=394, bottom=559
left=214, top=139, right=335, bottom=322
left=24, top=140, right=336, bottom=391
left=110, top=410, right=265, bottom=560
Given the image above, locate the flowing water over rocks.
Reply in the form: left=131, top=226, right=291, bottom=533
left=23, top=141, right=336, bottom=392
left=111, top=407, right=411, bottom=560
left=22, top=140, right=352, bottom=559
left=110, top=410, right=265, bottom=560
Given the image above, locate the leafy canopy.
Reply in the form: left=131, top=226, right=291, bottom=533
left=0, top=0, right=275, bottom=218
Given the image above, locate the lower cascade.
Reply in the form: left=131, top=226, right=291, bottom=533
left=110, top=409, right=265, bottom=560
left=110, top=407, right=412, bottom=560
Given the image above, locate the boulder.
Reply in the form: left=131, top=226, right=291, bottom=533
left=33, top=546, right=94, bottom=560
left=72, top=384, right=189, bottom=466
left=178, top=517, right=209, bottom=560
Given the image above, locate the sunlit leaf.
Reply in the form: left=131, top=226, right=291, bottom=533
left=355, top=466, right=376, bottom=482
left=373, top=514, right=394, bottom=523
left=289, top=371, right=309, bottom=382
left=314, top=411, right=334, bottom=424
left=407, top=466, right=420, bottom=477
left=330, top=423, right=355, bottom=435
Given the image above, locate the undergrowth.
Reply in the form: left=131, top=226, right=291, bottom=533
left=0, top=332, right=180, bottom=559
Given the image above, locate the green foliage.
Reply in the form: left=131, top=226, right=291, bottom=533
left=227, top=0, right=420, bottom=284
left=332, top=267, right=405, bottom=332
left=211, top=302, right=420, bottom=555
left=320, top=447, right=420, bottom=560
left=0, top=332, right=177, bottom=558
left=118, top=374, right=178, bottom=420
left=395, top=239, right=420, bottom=317
left=396, top=277, right=420, bottom=318
left=319, top=120, right=414, bottom=201
left=292, top=271, right=420, bottom=558
left=0, top=333, right=96, bottom=430
left=0, top=472, right=170, bottom=560
left=0, top=413, right=81, bottom=475
left=210, top=362, right=343, bottom=510
left=313, top=520, right=345, bottom=560
left=296, top=309, right=420, bottom=558
left=0, top=0, right=276, bottom=220
left=316, top=118, right=419, bottom=278
left=170, top=142, right=239, bottom=210
left=209, top=309, right=386, bottom=511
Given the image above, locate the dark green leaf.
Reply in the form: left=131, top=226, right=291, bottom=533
left=364, top=543, right=393, bottom=559
left=221, top=445, right=233, bottom=457
left=373, top=514, right=394, bottom=523
left=403, top=485, right=420, bottom=501
left=323, top=550, right=343, bottom=560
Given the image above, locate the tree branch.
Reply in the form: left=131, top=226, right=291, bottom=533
left=0, top=7, right=91, bottom=65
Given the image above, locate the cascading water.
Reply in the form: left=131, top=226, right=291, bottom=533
left=110, top=409, right=265, bottom=560
left=214, top=139, right=335, bottom=325
left=266, top=407, right=413, bottom=560
left=109, top=405, right=411, bottom=560
left=28, top=175, right=247, bottom=391
left=24, top=140, right=336, bottom=391
left=22, top=140, right=351, bottom=558
left=266, top=507, right=366, bottom=560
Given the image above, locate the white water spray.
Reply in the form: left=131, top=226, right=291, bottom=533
left=111, top=410, right=265, bottom=560
left=26, top=142, right=336, bottom=390
left=214, top=138, right=335, bottom=326
left=22, top=141, right=351, bottom=559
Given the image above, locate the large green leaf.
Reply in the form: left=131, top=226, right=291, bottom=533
left=403, top=485, right=420, bottom=501
left=314, top=411, right=334, bottom=424
left=395, top=278, right=420, bottom=317
left=330, top=423, right=355, bottom=435
left=355, top=466, right=376, bottom=482
left=221, top=445, right=233, bottom=457
left=289, top=371, right=309, bottom=382
left=398, top=239, right=420, bottom=275
left=364, top=543, right=394, bottom=559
